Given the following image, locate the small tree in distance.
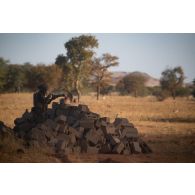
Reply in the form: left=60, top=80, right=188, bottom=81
left=160, top=66, right=184, bottom=100
left=117, top=73, right=146, bottom=97
left=91, top=53, right=119, bottom=100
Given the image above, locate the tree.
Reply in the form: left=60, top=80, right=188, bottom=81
left=91, top=53, right=119, bottom=100
left=55, top=54, right=74, bottom=91
left=55, top=54, right=67, bottom=69
left=4, top=64, right=26, bottom=92
left=175, top=86, right=191, bottom=97
left=26, top=64, right=63, bottom=92
left=117, top=73, right=146, bottom=97
left=56, top=35, right=98, bottom=102
left=0, top=57, right=9, bottom=92
left=160, top=66, right=184, bottom=99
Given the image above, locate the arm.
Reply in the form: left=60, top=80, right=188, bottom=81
left=46, top=93, right=65, bottom=104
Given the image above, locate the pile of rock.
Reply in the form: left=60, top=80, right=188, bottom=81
left=14, top=99, right=152, bottom=155
left=0, top=121, right=13, bottom=140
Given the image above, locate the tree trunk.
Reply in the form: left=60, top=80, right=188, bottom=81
left=96, top=85, right=100, bottom=100
left=74, top=79, right=80, bottom=103
left=172, top=90, right=176, bottom=100
left=134, top=90, right=137, bottom=97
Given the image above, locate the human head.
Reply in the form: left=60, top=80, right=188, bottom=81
left=37, top=84, right=48, bottom=94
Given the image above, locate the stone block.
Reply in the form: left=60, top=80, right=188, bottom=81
left=48, top=138, right=58, bottom=147
left=107, top=135, right=120, bottom=146
left=67, top=116, right=75, bottom=125
left=78, top=104, right=90, bottom=112
left=101, top=126, right=108, bottom=136
left=45, top=109, right=55, bottom=118
left=87, top=146, right=100, bottom=154
left=55, top=115, right=67, bottom=123
left=29, top=140, right=40, bottom=148
left=84, top=112, right=100, bottom=120
left=44, top=119, right=56, bottom=130
left=22, top=110, right=33, bottom=120
left=18, top=122, right=34, bottom=132
left=106, top=125, right=116, bottom=134
left=85, top=129, right=101, bottom=145
left=123, top=149, right=130, bottom=155
left=114, top=118, right=132, bottom=128
left=68, top=126, right=80, bottom=138
left=57, top=134, right=70, bottom=142
left=56, top=139, right=69, bottom=151
left=64, top=147, right=72, bottom=155
left=73, top=146, right=81, bottom=154
left=37, top=123, right=47, bottom=131
left=72, top=121, right=80, bottom=128
left=80, top=140, right=88, bottom=153
left=58, top=124, right=68, bottom=133
left=100, top=143, right=112, bottom=154
left=113, top=136, right=120, bottom=144
left=79, top=119, right=95, bottom=129
left=121, top=127, right=138, bottom=138
left=54, top=124, right=62, bottom=132
left=100, top=120, right=107, bottom=127
left=14, top=117, right=25, bottom=125
left=28, top=128, right=46, bottom=143
left=95, top=119, right=101, bottom=128
left=100, top=117, right=110, bottom=123
left=113, top=142, right=125, bottom=154
left=45, top=127, right=55, bottom=140
left=132, top=141, right=142, bottom=153
left=70, top=134, right=76, bottom=145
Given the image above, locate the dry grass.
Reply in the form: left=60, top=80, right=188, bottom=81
left=0, top=93, right=195, bottom=162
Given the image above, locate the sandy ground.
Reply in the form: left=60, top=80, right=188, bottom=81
left=0, top=93, right=195, bottom=162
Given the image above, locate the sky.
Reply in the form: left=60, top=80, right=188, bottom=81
left=0, top=33, right=195, bottom=82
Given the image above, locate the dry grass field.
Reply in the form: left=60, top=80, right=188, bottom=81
left=0, top=93, right=195, bottom=162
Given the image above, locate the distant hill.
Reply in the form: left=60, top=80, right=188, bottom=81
left=111, top=71, right=160, bottom=87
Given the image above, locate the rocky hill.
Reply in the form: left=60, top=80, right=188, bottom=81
left=111, top=71, right=160, bottom=87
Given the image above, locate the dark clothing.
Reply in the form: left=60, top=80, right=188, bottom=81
left=33, top=91, right=52, bottom=112
left=32, top=91, right=52, bottom=122
left=32, top=90, right=65, bottom=123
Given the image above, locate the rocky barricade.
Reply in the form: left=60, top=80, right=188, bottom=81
left=13, top=99, right=152, bottom=155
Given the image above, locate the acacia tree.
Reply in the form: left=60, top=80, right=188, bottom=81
left=160, top=66, right=184, bottom=99
left=91, top=53, right=119, bottom=100
left=0, top=57, right=9, bottom=92
left=56, top=35, right=98, bottom=102
left=121, top=73, right=146, bottom=97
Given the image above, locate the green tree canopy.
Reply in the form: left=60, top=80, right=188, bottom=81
left=56, top=35, right=99, bottom=102
left=0, top=57, right=9, bottom=92
left=160, top=66, right=185, bottom=99
left=117, top=73, right=146, bottom=97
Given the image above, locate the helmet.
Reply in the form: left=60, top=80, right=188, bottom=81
left=38, top=84, right=48, bottom=92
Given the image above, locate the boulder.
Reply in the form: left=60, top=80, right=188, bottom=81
left=132, top=141, right=142, bottom=153
left=79, top=119, right=95, bottom=129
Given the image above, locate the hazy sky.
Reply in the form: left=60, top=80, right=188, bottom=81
left=0, top=33, right=195, bottom=82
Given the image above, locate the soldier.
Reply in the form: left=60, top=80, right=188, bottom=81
left=32, top=84, right=65, bottom=122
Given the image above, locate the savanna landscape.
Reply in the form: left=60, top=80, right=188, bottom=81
left=0, top=34, right=195, bottom=163
left=0, top=93, right=195, bottom=162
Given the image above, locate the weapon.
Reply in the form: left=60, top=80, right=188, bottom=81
left=46, top=93, right=65, bottom=104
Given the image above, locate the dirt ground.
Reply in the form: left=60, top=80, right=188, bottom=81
left=0, top=93, right=195, bottom=163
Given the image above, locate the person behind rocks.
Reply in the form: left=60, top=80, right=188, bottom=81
left=32, top=84, right=65, bottom=122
